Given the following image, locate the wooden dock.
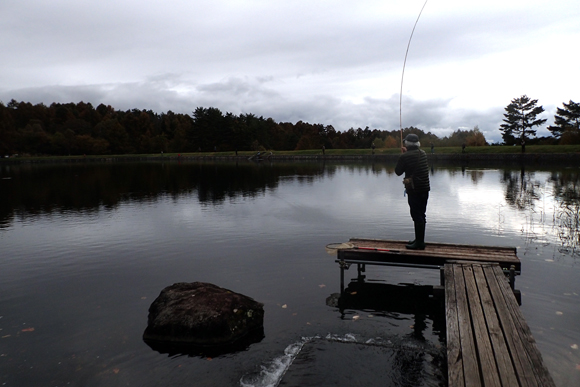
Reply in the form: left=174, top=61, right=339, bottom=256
left=329, top=238, right=555, bottom=387
left=445, top=262, right=555, bottom=387
left=334, top=238, right=521, bottom=271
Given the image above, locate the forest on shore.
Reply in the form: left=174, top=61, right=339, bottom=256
left=0, top=99, right=561, bottom=157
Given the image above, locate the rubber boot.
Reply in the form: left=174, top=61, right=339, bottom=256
left=406, top=223, right=417, bottom=247
left=406, top=222, right=426, bottom=250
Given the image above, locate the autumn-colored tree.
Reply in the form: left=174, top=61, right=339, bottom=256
left=384, top=135, right=399, bottom=148
left=466, top=126, right=487, bottom=146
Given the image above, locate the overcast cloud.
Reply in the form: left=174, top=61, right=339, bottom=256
left=1, top=0, right=579, bottom=143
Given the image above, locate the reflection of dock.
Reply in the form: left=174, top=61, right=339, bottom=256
left=280, top=281, right=447, bottom=386
left=329, top=238, right=556, bottom=387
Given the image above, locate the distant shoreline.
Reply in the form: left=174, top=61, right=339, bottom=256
left=2, top=152, right=580, bottom=166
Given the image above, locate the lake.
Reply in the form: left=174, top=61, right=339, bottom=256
left=1, top=160, right=578, bottom=386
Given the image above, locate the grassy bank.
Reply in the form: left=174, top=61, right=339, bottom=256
left=278, top=144, right=580, bottom=156
left=2, top=145, right=580, bottom=163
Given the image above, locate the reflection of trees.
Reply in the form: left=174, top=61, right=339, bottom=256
left=501, top=167, right=542, bottom=210
left=443, top=167, right=484, bottom=183
left=550, top=170, right=580, bottom=256
left=499, top=168, right=580, bottom=256
left=0, top=161, right=408, bottom=228
left=550, top=170, right=580, bottom=203
left=500, top=167, right=549, bottom=246
left=467, top=170, right=484, bottom=184
left=554, top=200, right=580, bottom=256
left=0, top=161, right=327, bottom=228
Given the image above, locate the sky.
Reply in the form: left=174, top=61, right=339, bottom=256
left=1, top=0, right=579, bottom=143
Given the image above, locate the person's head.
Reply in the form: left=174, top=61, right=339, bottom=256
left=404, top=134, right=420, bottom=148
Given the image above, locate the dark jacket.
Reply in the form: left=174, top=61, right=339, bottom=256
left=395, top=146, right=430, bottom=194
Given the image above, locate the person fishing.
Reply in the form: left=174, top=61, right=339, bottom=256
left=395, top=133, right=430, bottom=250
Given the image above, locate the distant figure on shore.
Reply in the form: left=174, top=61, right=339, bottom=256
left=521, top=139, right=526, bottom=153
left=430, top=142, right=434, bottom=154
left=462, top=143, right=466, bottom=153
left=371, top=142, right=375, bottom=155
left=322, top=145, right=325, bottom=155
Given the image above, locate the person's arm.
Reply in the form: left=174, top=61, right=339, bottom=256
left=395, top=153, right=406, bottom=176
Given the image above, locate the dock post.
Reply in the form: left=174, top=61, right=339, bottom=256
left=357, top=263, right=366, bottom=281
left=337, top=250, right=345, bottom=294
left=509, top=265, right=515, bottom=290
left=340, top=262, right=344, bottom=294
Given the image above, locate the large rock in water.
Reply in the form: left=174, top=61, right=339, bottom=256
left=143, top=282, right=264, bottom=347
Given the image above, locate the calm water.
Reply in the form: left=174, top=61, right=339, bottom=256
left=0, top=160, right=579, bottom=386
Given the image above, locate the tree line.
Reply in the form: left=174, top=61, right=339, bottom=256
left=0, top=99, right=485, bottom=157
left=500, top=95, right=580, bottom=145
left=1, top=96, right=577, bottom=157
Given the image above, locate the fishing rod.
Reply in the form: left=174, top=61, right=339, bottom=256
left=399, top=0, right=429, bottom=148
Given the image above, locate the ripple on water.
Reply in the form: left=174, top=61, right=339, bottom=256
left=239, top=333, right=445, bottom=387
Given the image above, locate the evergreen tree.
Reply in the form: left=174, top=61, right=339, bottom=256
left=500, top=95, right=546, bottom=145
left=547, top=100, right=580, bottom=138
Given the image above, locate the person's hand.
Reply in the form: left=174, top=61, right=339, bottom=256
left=401, top=146, right=407, bottom=153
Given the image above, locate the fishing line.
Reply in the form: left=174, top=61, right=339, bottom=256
left=399, top=0, right=429, bottom=146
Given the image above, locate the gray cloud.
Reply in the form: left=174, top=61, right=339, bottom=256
left=0, top=76, right=560, bottom=144
left=1, top=0, right=578, bottom=145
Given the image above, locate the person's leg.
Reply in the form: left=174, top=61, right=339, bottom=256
left=406, top=192, right=428, bottom=250
left=406, top=221, right=426, bottom=250
left=407, top=192, right=428, bottom=223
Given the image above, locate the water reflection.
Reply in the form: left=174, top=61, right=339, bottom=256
left=550, top=170, right=580, bottom=256
left=501, top=167, right=543, bottom=210
left=2, top=161, right=579, bottom=256
left=328, top=280, right=445, bottom=342
left=0, top=162, right=325, bottom=228
left=326, top=280, right=446, bottom=387
left=143, top=327, right=265, bottom=359
left=551, top=169, right=580, bottom=202
left=0, top=161, right=407, bottom=229
left=498, top=167, right=580, bottom=256
left=461, top=166, right=484, bottom=183
left=1, top=161, right=579, bottom=386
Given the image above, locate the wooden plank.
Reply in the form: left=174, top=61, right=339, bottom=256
left=490, top=265, right=556, bottom=387
left=363, top=247, right=517, bottom=262
left=348, top=238, right=519, bottom=261
left=444, top=263, right=555, bottom=387
left=350, top=238, right=518, bottom=254
left=462, top=264, right=502, bottom=387
left=444, top=264, right=465, bottom=387
left=472, top=265, right=519, bottom=387
left=348, top=245, right=518, bottom=262
left=340, top=245, right=520, bottom=265
left=342, top=238, right=521, bottom=271
left=484, top=265, right=538, bottom=387
left=338, top=249, right=520, bottom=271
left=452, top=264, right=481, bottom=387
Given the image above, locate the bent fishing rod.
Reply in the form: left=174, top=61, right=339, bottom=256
left=399, top=0, right=429, bottom=147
